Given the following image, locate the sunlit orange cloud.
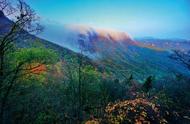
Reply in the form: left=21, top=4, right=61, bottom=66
left=65, top=24, right=133, bottom=42
left=96, top=28, right=131, bottom=42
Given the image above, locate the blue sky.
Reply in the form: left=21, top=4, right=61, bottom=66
left=26, top=0, right=190, bottom=39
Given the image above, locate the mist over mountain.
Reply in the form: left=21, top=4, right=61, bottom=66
left=1, top=9, right=189, bottom=80
left=39, top=23, right=190, bottom=53
left=37, top=23, right=190, bottom=79
left=39, top=24, right=137, bottom=53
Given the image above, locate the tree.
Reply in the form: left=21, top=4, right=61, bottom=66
left=124, top=74, right=133, bottom=86
left=142, top=76, right=153, bottom=93
left=0, top=0, right=42, bottom=91
left=0, top=0, right=57, bottom=123
left=77, top=34, right=85, bottom=122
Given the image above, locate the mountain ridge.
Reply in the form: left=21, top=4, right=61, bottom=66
left=1, top=11, right=189, bottom=80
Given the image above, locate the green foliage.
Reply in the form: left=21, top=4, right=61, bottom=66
left=2, top=47, right=58, bottom=89
left=0, top=46, right=59, bottom=123
left=152, top=91, right=175, bottom=109
left=9, top=47, right=58, bottom=65
left=1, top=33, right=190, bottom=124
left=35, top=109, right=60, bottom=124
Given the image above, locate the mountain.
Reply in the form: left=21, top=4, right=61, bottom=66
left=0, top=10, right=97, bottom=74
left=1, top=10, right=189, bottom=80
left=0, top=11, right=12, bottom=35
left=39, top=24, right=190, bottom=80
left=39, top=24, right=138, bottom=54
left=0, top=11, right=80, bottom=60
left=135, top=37, right=190, bottom=51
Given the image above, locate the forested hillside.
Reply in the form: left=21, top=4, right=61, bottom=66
left=0, top=0, right=190, bottom=124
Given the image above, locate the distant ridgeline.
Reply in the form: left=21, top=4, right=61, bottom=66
left=41, top=24, right=190, bottom=80
left=1, top=10, right=190, bottom=81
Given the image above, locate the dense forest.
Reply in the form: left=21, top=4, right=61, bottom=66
left=0, top=0, right=190, bottom=124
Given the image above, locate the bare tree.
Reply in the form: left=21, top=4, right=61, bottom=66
left=0, top=0, right=44, bottom=123
left=0, top=0, right=15, bottom=16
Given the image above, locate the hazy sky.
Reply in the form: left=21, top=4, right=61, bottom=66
left=26, top=0, right=190, bottom=39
